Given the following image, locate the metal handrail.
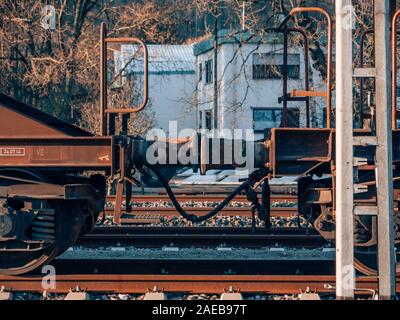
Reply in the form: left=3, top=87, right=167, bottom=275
left=392, top=10, right=400, bottom=129
left=99, top=23, right=149, bottom=136
left=288, top=27, right=311, bottom=128
left=280, top=7, right=333, bottom=129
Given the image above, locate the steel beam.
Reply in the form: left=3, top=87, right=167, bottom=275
left=335, top=0, right=355, bottom=299
left=375, top=0, right=397, bottom=300
left=0, top=137, right=113, bottom=169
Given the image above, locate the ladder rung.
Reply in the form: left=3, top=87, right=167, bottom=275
left=353, top=157, right=369, bottom=167
left=354, top=206, right=378, bottom=216
left=353, top=136, right=378, bottom=147
left=353, top=68, right=376, bottom=78
left=354, top=184, right=368, bottom=194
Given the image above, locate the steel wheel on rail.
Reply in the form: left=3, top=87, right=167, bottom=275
left=0, top=169, right=86, bottom=275
left=354, top=245, right=400, bottom=276
left=353, top=214, right=400, bottom=276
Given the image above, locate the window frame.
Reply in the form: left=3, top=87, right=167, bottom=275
left=205, top=110, right=212, bottom=130
left=205, top=59, right=213, bottom=85
left=198, top=62, right=203, bottom=83
left=252, top=53, right=301, bottom=80
left=252, top=107, right=300, bottom=132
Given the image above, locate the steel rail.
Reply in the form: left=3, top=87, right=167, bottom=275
left=105, top=194, right=298, bottom=203
left=102, top=206, right=298, bottom=220
left=78, top=227, right=323, bottom=248
left=0, top=274, right=398, bottom=295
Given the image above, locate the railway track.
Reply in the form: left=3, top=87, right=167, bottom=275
left=51, top=258, right=335, bottom=276
left=106, top=194, right=298, bottom=204
left=1, top=273, right=398, bottom=295
left=78, top=227, right=325, bottom=248
left=104, top=207, right=298, bottom=220
left=103, top=194, right=298, bottom=223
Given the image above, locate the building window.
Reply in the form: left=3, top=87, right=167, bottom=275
left=198, top=63, right=203, bottom=82
left=252, top=53, right=300, bottom=80
left=205, top=59, right=213, bottom=84
left=252, top=108, right=300, bottom=132
left=205, top=110, right=212, bottom=130
left=198, top=111, right=203, bottom=129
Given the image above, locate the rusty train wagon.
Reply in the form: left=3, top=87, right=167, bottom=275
left=1, top=7, right=400, bottom=276
left=0, top=92, right=110, bottom=274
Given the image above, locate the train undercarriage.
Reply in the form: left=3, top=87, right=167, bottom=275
left=0, top=92, right=399, bottom=275
left=2, top=7, right=400, bottom=276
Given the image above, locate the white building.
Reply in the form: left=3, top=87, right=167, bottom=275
left=194, top=30, right=326, bottom=139
left=115, top=45, right=196, bottom=133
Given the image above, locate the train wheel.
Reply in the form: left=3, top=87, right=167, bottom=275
left=0, top=200, right=85, bottom=275
left=0, top=168, right=89, bottom=275
left=354, top=245, right=400, bottom=276
left=0, top=246, right=58, bottom=275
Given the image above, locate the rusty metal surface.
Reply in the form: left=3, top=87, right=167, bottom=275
left=0, top=137, right=113, bottom=169
left=0, top=93, right=92, bottom=138
left=106, top=206, right=298, bottom=220
left=290, top=90, right=327, bottom=98
left=0, top=274, right=397, bottom=294
left=269, top=129, right=332, bottom=176
left=2, top=183, right=99, bottom=200
left=105, top=194, right=298, bottom=203
left=266, top=129, right=400, bottom=177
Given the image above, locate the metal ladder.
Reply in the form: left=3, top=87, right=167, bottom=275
left=351, top=34, right=396, bottom=297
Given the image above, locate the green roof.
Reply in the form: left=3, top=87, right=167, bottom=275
left=193, top=29, right=284, bottom=56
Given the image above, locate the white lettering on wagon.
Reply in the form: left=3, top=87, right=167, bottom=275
left=0, top=148, right=26, bottom=156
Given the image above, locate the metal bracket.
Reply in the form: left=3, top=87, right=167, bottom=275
left=354, top=206, right=378, bottom=216
left=353, top=136, right=378, bottom=147
left=354, top=184, right=369, bottom=194
left=353, top=68, right=376, bottom=78
left=353, top=157, right=369, bottom=167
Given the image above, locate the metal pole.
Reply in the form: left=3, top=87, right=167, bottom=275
left=375, top=0, right=396, bottom=300
left=242, top=1, right=246, bottom=31
left=282, top=26, right=288, bottom=128
left=100, top=22, right=108, bottom=136
left=288, top=28, right=311, bottom=128
left=335, top=0, right=355, bottom=299
left=213, top=12, right=219, bottom=130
